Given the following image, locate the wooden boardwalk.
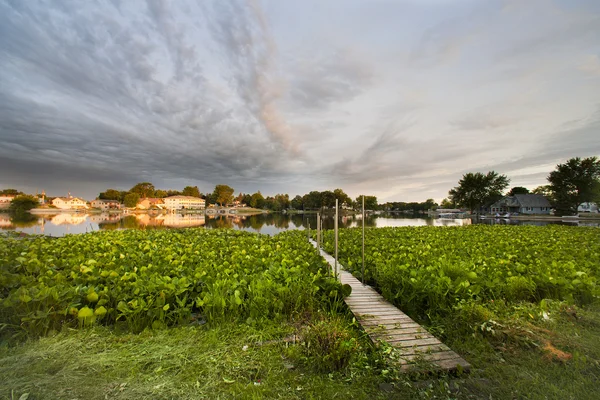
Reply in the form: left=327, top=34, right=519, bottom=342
left=310, top=240, right=470, bottom=373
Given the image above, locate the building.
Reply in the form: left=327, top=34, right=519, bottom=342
left=0, top=195, right=16, bottom=208
left=164, top=195, right=205, bottom=210
left=136, top=198, right=165, bottom=210
left=578, top=202, right=598, bottom=213
left=52, top=196, right=89, bottom=210
left=91, top=199, right=121, bottom=210
left=490, top=194, right=551, bottom=215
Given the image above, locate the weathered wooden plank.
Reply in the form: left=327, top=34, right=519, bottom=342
left=309, top=240, right=471, bottom=374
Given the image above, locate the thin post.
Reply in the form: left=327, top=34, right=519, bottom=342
left=335, top=199, right=339, bottom=281
left=362, top=195, right=365, bottom=285
left=316, top=212, right=320, bottom=249
left=307, top=220, right=310, bottom=241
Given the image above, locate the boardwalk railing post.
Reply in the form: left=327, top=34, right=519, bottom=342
left=335, top=199, right=339, bottom=281
left=316, top=212, right=320, bottom=250
left=362, top=195, right=365, bottom=285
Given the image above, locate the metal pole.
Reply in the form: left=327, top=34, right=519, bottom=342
left=362, top=195, right=365, bottom=285
left=335, top=199, right=338, bottom=281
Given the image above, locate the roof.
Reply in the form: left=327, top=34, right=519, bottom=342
left=139, top=198, right=165, bottom=204
left=514, top=194, right=551, bottom=208
left=165, top=195, right=205, bottom=200
left=54, top=197, right=87, bottom=202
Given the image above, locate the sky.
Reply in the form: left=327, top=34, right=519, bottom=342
left=1, top=0, right=599, bottom=202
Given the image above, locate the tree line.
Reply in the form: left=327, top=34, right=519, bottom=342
left=445, top=156, right=600, bottom=216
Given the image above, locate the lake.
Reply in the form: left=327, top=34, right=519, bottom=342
left=0, top=212, right=593, bottom=237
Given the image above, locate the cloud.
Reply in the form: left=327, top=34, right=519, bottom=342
left=579, top=54, right=600, bottom=76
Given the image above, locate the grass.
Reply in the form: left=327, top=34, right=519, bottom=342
left=1, top=303, right=599, bottom=399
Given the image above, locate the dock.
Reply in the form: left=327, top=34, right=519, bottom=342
left=310, top=240, right=470, bottom=373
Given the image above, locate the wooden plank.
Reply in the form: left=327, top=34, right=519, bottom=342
left=308, top=239, right=471, bottom=374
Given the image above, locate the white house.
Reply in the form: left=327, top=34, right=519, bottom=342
left=91, top=199, right=121, bottom=210
left=0, top=195, right=16, bottom=208
left=164, top=195, right=205, bottom=210
left=52, top=197, right=89, bottom=210
left=578, top=202, right=598, bottom=213
left=490, top=194, right=551, bottom=215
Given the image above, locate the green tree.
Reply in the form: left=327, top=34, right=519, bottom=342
left=303, top=191, right=322, bottom=209
left=0, top=188, right=23, bottom=196
left=548, top=156, right=600, bottom=216
left=333, top=189, right=352, bottom=207
left=321, top=190, right=336, bottom=208
left=356, top=195, right=378, bottom=210
left=291, top=195, right=303, bottom=210
left=448, top=171, right=510, bottom=213
left=423, top=198, right=438, bottom=210
left=213, top=185, right=235, bottom=206
left=99, top=189, right=122, bottom=201
left=9, top=195, right=39, bottom=212
left=440, top=198, right=455, bottom=209
left=154, top=189, right=168, bottom=198
left=182, top=186, right=201, bottom=197
left=123, top=193, right=140, bottom=208
left=250, top=191, right=265, bottom=209
left=167, top=189, right=182, bottom=196
left=507, top=186, right=530, bottom=196
left=129, top=182, right=155, bottom=198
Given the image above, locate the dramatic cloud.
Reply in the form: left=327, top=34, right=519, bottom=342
left=1, top=0, right=599, bottom=201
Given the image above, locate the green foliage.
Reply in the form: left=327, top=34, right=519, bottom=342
left=250, top=191, right=265, bottom=209
left=449, top=171, right=510, bottom=213
left=0, top=229, right=342, bottom=337
left=322, top=226, right=600, bottom=321
left=182, top=186, right=201, bottom=197
left=9, top=195, right=39, bottom=212
left=129, top=182, right=156, bottom=198
left=356, top=195, right=378, bottom=211
left=299, top=316, right=361, bottom=372
left=0, top=188, right=23, bottom=196
left=213, top=184, right=235, bottom=206
left=123, top=192, right=140, bottom=208
left=98, top=189, right=122, bottom=201
left=507, top=186, right=530, bottom=196
left=548, top=156, right=600, bottom=216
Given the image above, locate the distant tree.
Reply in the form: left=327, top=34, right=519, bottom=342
left=154, top=189, right=168, bottom=198
left=291, top=195, right=303, bottom=210
left=423, top=198, right=438, bottom=211
left=548, top=157, right=600, bottom=216
left=182, top=186, right=201, bottom=197
left=333, top=188, right=352, bottom=207
left=356, top=195, right=378, bottom=211
left=250, top=191, right=265, bottom=209
left=440, top=198, right=454, bottom=209
left=9, top=195, right=39, bottom=212
left=123, top=193, right=140, bottom=208
left=99, top=189, right=122, bottom=201
left=242, top=193, right=252, bottom=206
left=507, top=186, right=530, bottom=196
left=129, top=182, right=155, bottom=198
left=273, top=193, right=290, bottom=211
left=321, top=190, right=336, bottom=208
left=0, top=188, right=23, bottom=196
left=213, top=185, right=234, bottom=206
left=166, top=189, right=182, bottom=196
left=448, top=171, right=510, bottom=213
left=303, top=191, right=322, bottom=209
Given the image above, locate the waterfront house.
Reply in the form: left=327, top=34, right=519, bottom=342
left=136, top=198, right=165, bottom=210
left=0, top=195, right=16, bottom=208
left=164, top=195, right=205, bottom=210
left=490, top=194, right=551, bottom=215
left=91, top=199, right=121, bottom=210
left=578, top=202, right=598, bottom=213
left=52, top=196, right=89, bottom=210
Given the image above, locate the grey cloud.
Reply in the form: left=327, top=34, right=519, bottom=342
left=0, top=0, right=304, bottom=198
left=287, top=50, right=373, bottom=110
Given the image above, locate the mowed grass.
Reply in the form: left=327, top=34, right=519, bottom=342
left=1, top=304, right=599, bottom=400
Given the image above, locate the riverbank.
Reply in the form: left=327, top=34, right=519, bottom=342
left=481, top=214, right=600, bottom=222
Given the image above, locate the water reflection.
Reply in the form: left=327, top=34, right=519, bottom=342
left=1, top=211, right=597, bottom=237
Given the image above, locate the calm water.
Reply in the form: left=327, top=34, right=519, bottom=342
left=0, top=212, right=593, bottom=237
